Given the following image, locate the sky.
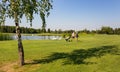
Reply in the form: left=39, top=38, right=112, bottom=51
left=5, top=0, right=120, bottom=31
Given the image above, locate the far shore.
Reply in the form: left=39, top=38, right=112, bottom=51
left=1, top=33, right=62, bottom=36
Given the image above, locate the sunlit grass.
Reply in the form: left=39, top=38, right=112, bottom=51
left=0, top=34, right=120, bottom=72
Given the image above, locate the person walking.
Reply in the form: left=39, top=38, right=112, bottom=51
left=72, top=32, right=75, bottom=39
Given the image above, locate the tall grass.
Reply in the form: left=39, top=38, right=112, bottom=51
left=0, top=33, right=13, bottom=41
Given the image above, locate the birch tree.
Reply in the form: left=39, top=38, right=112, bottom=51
left=0, top=0, right=52, bottom=66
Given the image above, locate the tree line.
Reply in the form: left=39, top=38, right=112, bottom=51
left=0, top=25, right=45, bottom=33
left=78, top=26, right=120, bottom=35
left=0, top=26, right=120, bottom=35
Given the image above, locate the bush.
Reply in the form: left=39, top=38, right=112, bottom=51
left=0, top=33, right=13, bottom=41
left=62, top=33, right=71, bottom=38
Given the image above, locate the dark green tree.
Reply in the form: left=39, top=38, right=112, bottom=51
left=114, top=28, right=120, bottom=35
left=47, top=28, right=51, bottom=33
left=101, top=26, right=113, bottom=34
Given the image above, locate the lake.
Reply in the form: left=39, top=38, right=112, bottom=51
left=12, top=35, right=62, bottom=40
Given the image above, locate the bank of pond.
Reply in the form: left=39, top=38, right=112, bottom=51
left=1, top=33, right=120, bottom=41
left=0, top=33, right=13, bottom=41
left=0, top=33, right=62, bottom=41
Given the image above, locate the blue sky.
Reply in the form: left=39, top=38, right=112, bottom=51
left=5, top=0, right=120, bottom=31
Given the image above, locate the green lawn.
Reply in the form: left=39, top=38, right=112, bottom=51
left=0, top=34, right=120, bottom=72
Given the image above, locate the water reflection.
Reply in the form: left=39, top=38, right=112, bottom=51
left=13, top=35, right=61, bottom=40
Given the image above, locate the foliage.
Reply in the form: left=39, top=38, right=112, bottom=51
left=100, top=26, right=113, bottom=34
left=0, top=0, right=53, bottom=66
left=62, top=33, right=71, bottom=38
left=0, top=25, right=46, bottom=33
left=114, top=28, right=120, bottom=35
left=0, top=33, right=12, bottom=41
left=78, top=26, right=120, bottom=35
left=79, top=29, right=90, bottom=34
left=0, top=0, right=52, bottom=29
left=0, top=25, right=120, bottom=35
left=47, top=28, right=51, bottom=33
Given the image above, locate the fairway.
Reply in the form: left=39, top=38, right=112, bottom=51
left=0, top=34, right=120, bottom=72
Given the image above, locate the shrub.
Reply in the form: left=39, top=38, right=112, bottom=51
left=0, top=33, right=13, bottom=41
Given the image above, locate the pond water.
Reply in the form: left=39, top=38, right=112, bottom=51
left=12, top=35, right=62, bottom=40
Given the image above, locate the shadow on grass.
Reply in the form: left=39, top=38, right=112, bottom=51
left=26, top=45, right=119, bottom=65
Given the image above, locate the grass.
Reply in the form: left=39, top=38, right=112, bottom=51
left=0, top=33, right=13, bottom=41
left=0, top=34, right=120, bottom=72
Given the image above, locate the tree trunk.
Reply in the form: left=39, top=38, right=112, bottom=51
left=15, top=23, right=25, bottom=66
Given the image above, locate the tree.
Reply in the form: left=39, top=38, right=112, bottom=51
left=0, top=0, right=52, bottom=66
left=58, top=29, right=62, bottom=34
left=114, top=28, right=120, bottom=35
left=42, top=28, right=46, bottom=33
left=47, top=28, right=51, bottom=33
left=101, top=26, right=113, bottom=34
